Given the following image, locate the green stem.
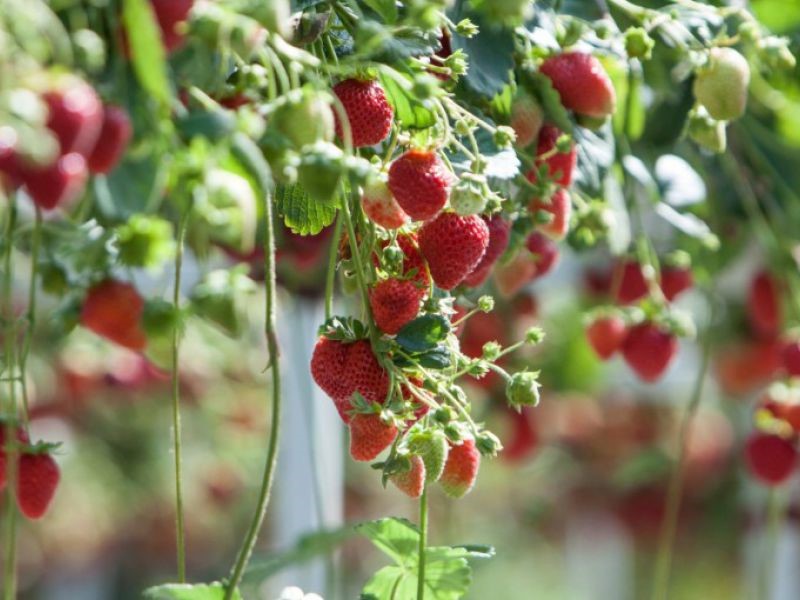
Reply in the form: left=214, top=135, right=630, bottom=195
left=172, top=211, right=189, bottom=583
left=2, top=198, right=18, bottom=600
left=225, top=189, right=281, bottom=600
left=651, top=306, right=713, bottom=600
left=324, top=215, right=343, bottom=321
left=417, top=486, right=428, bottom=600
left=18, top=207, right=42, bottom=427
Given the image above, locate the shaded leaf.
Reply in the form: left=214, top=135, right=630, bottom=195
left=395, top=314, right=451, bottom=352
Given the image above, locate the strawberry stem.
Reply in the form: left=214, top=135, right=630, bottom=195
left=417, top=486, right=429, bottom=600
left=17, top=206, right=41, bottom=427
left=325, top=214, right=343, bottom=320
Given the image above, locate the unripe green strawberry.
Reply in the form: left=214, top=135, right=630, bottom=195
left=688, top=108, right=726, bottom=153
left=349, top=413, right=397, bottom=461
left=439, top=437, right=480, bottom=498
left=407, top=430, right=449, bottom=483
left=272, top=91, right=335, bottom=150
left=505, top=370, right=541, bottom=409
left=693, top=47, right=750, bottom=121
left=390, top=455, right=426, bottom=498
left=450, top=173, right=488, bottom=216
left=510, top=93, right=543, bottom=149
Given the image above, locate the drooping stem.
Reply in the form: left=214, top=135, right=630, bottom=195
left=172, top=211, right=189, bottom=582
left=2, top=199, right=18, bottom=600
left=17, top=207, right=41, bottom=426
left=651, top=312, right=713, bottom=600
left=417, top=487, right=429, bottom=600
left=225, top=187, right=281, bottom=600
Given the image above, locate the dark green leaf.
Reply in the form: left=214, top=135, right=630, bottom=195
left=395, top=314, right=451, bottom=352
left=416, top=345, right=451, bottom=370
left=451, top=12, right=514, bottom=99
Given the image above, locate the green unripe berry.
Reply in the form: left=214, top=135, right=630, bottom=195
left=505, top=370, right=541, bottom=409
left=693, top=47, right=750, bottom=121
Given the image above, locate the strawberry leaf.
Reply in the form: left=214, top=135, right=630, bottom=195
left=143, top=582, right=241, bottom=600
left=395, top=314, right=450, bottom=352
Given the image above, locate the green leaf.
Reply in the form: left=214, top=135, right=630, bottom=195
left=361, top=0, right=397, bottom=23
left=415, top=345, right=451, bottom=370
left=395, top=314, right=451, bottom=352
left=356, top=518, right=420, bottom=567
left=274, top=183, right=338, bottom=235
left=360, top=565, right=409, bottom=600
left=524, top=71, right=573, bottom=135
left=122, top=0, right=172, bottom=107
left=451, top=12, right=514, bottom=99
left=143, top=582, right=241, bottom=600
left=420, top=547, right=472, bottom=600
left=379, top=71, right=437, bottom=130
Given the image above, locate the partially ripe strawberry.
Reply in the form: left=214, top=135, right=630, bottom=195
left=369, top=278, right=424, bottom=335
left=87, top=106, right=133, bottom=174
left=530, top=188, right=571, bottom=240
left=390, top=455, right=426, bottom=498
left=494, top=252, right=538, bottom=297
left=660, top=266, right=693, bottom=302
left=749, top=270, right=781, bottom=338
left=782, top=341, right=800, bottom=377
left=388, top=150, right=453, bottom=221
left=539, top=52, right=617, bottom=119
left=311, top=337, right=352, bottom=417
left=43, top=80, right=103, bottom=157
left=615, top=260, right=648, bottom=305
left=693, top=47, right=750, bottom=122
left=16, top=452, right=60, bottom=519
left=348, top=413, right=397, bottom=461
left=361, top=177, right=408, bottom=229
left=745, top=432, right=796, bottom=486
left=525, top=232, right=559, bottom=280
left=419, top=213, right=489, bottom=290
left=80, top=280, right=147, bottom=351
left=622, top=322, right=678, bottom=382
left=343, top=340, right=390, bottom=404
left=586, top=315, right=627, bottom=360
left=526, top=124, right=576, bottom=187
left=510, top=94, right=543, bottom=148
left=333, top=79, right=393, bottom=147
left=407, top=430, right=449, bottom=483
left=21, top=152, right=88, bottom=211
left=439, top=437, right=480, bottom=498
left=463, top=215, right=511, bottom=288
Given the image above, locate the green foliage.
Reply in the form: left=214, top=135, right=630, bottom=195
left=143, top=583, right=242, bottom=600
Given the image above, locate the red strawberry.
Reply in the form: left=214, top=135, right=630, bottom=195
left=660, top=266, right=693, bottom=302
left=390, top=455, right=426, bottom=498
left=21, top=152, right=88, bottom=211
left=43, top=81, right=103, bottom=157
left=388, top=150, right=453, bottom=221
left=439, top=437, right=480, bottom=498
left=87, top=106, right=133, bottom=174
left=0, top=426, right=29, bottom=492
left=343, top=340, right=390, bottom=405
left=463, top=215, right=511, bottom=288
left=539, top=52, right=617, bottom=119
left=530, top=188, right=571, bottom=240
left=348, top=413, right=397, bottom=461
left=332, top=79, right=393, bottom=148
left=714, top=338, right=782, bottom=395
left=369, top=278, right=424, bottom=335
left=510, top=94, right=543, bottom=148
left=782, top=340, right=800, bottom=377
left=419, top=213, right=489, bottom=290
left=615, top=260, right=648, bottom=305
left=311, top=336, right=352, bottom=418
left=395, top=234, right=430, bottom=287
left=586, top=315, right=627, bottom=360
left=361, top=177, right=407, bottom=229
left=0, top=136, right=23, bottom=191
left=525, top=232, right=559, bottom=280
left=152, top=0, right=194, bottom=52
left=503, top=409, right=538, bottom=463
left=80, top=280, right=147, bottom=351
left=16, top=452, right=60, bottom=519
left=745, top=432, right=797, bottom=486
left=749, top=270, right=781, bottom=338
left=622, top=322, right=678, bottom=382
left=526, top=124, right=576, bottom=187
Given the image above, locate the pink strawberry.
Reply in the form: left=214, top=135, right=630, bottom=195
left=586, top=315, right=627, bottom=360
left=494, top=252, right=538, bottom=297
left=510, top=94, right=543, bottom=148
left=418, top=212, right=489, bottom=290
left=333, top=79, right=393, bottom=147
left=390, top=455, right=426, bottom=498
left=463, top=215, right=511, bottom=288
left=539, top=52, right=617, bottom=119
left=622, top=322, right=678, bottom=382
left=16, top=452, right=60, bottom=519
left=530, top=188, right=571, bottom=240
left=349, top=413, right=397, bottom=461
left=745, top=432, right=797, bottom=486
left=369, top=278, right=424, bottom=335
left=388, top=150, right=453, bottom=221
left=439, top=438, right=480, bottom=498
left=526, top=125, right=576, bottom=187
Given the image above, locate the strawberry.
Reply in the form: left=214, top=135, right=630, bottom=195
left=152, top=0, right=194, bottom=52
left=390, top=455, right=426, bottom=498
left=494, top=252, right=538, bottom=297
left=615, top=260, right=648, bottom=305
left=463, top=215, right=511, bottom=288
left=526, top=124, right=576, bottom=187
left=310, top=336, right=352, bottom=417
left=407, top=430, right=449, bottom=483
left=539, top=52, right=617, bottom=119
left=80, top=280, right=147, bottom=351
left=530, top=188, right=571, bottom=240
left=16, top=452, right=60, bottom=519
left=622, top=322, right=677, bottom=382
left=369, top=278, right=424, bottom=335
left=525, top=232, right=559, bottom=280
left=0, top=426, right=29, bottom=492
left=693, top=47, right=750, bottom=122
left=348, top=413, right=397, bottom=461
left=87, top=106, right=133, bottom=174
left=745, top=432, right=796, bottom=486
left=714, top=338, right=782, bottom=395
left=0, top=137, right=23, bottom=191
left=749, top=270, right=781, bottom=338
left=510, top=93, right=543, bottom=148
left=660, top=266, right=693, bottom=302
left=332, top=79, right=393, bottom=147
left=586, top=315, right=627, bottom=360
left=20, top=152, right=88, bottom=211
left=395, top=233, right=430, bottom=287
left=782, top=340, right=800, bottom=377
left=343, top=340, right=390, bottom=405
left=439, top=437, right=480, bottom=498
left=418, top=212, right=489, bottom=290
left=361, top=177, right=408, bottom=229
left=43, top=80, right=103, bottom=157
left=388, top=150, right=453, bottom=221
left=503, top=408, right=538, bottom=463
